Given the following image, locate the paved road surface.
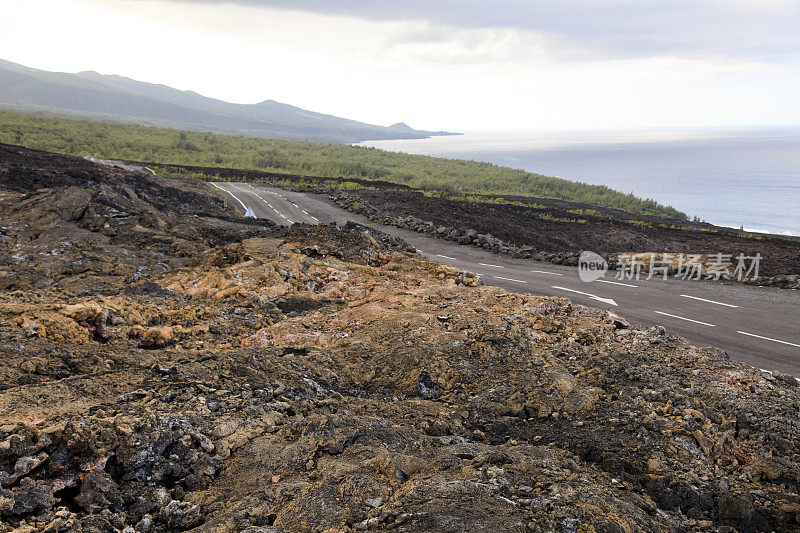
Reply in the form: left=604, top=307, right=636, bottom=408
left=214, top=181, right=800, bottom=377
left=212, top=182, right=319, bottom=224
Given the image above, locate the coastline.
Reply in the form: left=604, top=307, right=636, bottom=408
left=358, top=128, right=800, bottom=237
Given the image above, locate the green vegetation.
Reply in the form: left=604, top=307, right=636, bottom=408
left=0, top=109, right=688, bottom=219
left=157, top=167, right=373, bottom=193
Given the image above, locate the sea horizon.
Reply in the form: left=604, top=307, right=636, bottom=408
left=360, top=126, right=800, bottom=237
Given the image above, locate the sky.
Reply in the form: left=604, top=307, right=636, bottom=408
left=1, top=0, right=799, bottom=131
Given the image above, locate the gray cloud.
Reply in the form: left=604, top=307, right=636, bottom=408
left=167, top=0, right=800, bottom=64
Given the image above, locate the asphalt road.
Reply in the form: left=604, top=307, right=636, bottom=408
left=214, top=181, right=800, bottom=378
left=212, top=182, right=319, bottom=224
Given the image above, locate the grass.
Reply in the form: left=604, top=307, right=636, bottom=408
left=0, top=109, right=688, bottom=219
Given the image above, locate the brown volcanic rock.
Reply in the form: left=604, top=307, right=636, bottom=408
left=0, top=145, right=799, bottom=532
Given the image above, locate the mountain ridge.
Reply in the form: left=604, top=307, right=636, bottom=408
left=0, top=59, right=458, bottom=143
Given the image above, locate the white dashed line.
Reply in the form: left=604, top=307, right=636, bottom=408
left=494, top=276, right=527, bottom=284
left=436, top=254, right=456, bottom=260
left=737, top=331, right=800, bottom=348
left=595, top=279, right=638, bottom=288
left=530, top=270, right=562, bottom=276
left=680, top=294, right=738, bottom=308
left=478, top=263, right=503, bottom=268
left=654, top=311, right=715, bottom=327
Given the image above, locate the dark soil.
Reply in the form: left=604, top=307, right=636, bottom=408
left=135, top=160, right=416, bottom=191
left=351, top=189, right=800, bottom=279
left=110, top=157, right=799, bottom=280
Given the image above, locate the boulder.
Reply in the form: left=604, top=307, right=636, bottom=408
left=54, top=188, right=92, bottom=222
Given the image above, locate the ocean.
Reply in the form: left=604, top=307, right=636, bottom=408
left=359, top=128, right=800, bottom=236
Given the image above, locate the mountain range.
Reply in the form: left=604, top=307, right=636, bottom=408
left=0, top=58, right=456, bottom=143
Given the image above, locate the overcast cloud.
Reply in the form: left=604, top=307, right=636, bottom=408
left=0, top=0, right=798, bottom=130
left=169, top=0, right=800, bottom=64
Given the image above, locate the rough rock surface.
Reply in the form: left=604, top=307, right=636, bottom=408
left=1, top=144, right=799, bottom=532
left=330, top=191, right=800, bottom=287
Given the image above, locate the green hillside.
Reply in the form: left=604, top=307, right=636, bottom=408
left=0, top=109, right=688, bottom=219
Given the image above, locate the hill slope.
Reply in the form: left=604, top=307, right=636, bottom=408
left=0, top=58, right=456, bottom=143
left=0, top=109, right=688, bottom=219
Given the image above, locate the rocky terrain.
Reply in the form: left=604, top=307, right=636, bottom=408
left=127, top=161, right=800, bottom=287
left=1, top=144, right=800, bottom=532
left=330, top=191, right=800, bottom=288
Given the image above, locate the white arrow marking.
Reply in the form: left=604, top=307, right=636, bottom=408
left=551, top=285, right=618, bottom=306
left=680, top=294, right=738, bottom=308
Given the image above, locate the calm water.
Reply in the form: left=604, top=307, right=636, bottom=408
left=360, top=128, right=800, bottom=236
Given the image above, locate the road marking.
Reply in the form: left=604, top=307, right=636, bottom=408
left=309, top=216, right=319, bottom=222
left=654, top=311, right=715, bottom=327
left=212, top=183, right=248, bottom=210
left=494, top=276, right=527, bottom=284
left=737, top=331, right=800, bottom=348
left=530, top=270, right=562, bottom=276
left=680, top=294, right=738, bottom=308
left=478, top=263, right=503, bottom=268
left=233, top=183, right=299, bottom=225
left=436, top=254, right=456, bottom=260
left=551, top=285, right=618, bottom=306
left=595, top=279, right=638, bottom=288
